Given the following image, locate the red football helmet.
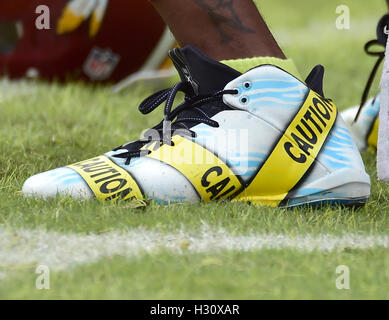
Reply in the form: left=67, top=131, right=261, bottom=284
left=0, top=0, right=170, bottom=83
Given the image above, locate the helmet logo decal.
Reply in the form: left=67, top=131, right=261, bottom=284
left=83, top=47, right=120, bottom=80
left=57, top=0, right=108, bottom=37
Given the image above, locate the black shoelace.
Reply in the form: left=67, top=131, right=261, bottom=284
left=113, top=81, right=238, bottom=165
left=354, top=39, right=385, bottom=122
left=354, top=14, right=389, bottom=122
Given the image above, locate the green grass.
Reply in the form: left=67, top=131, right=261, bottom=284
left=2, top=250, right=389, bottom=300
left=0, top=0, right=388, bottom=299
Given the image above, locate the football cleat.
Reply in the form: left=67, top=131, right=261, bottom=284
left=341, top=95, right=379, bottom=150
left=22, top=46, right=371, bottom=208
left=341, top=14, right=389, bottom=151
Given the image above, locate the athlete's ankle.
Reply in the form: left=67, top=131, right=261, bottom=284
left=221, top=56, right=302, bottom=80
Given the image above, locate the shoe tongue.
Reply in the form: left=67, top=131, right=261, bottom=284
left=169, top=46, right=241, bottom=95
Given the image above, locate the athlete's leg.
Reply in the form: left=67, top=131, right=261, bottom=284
left=150, top=0, right=285, bottom=61
left=149, top=0, right=300, bottom=77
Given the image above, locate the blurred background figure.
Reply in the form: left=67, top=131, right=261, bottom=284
left=0, top=0, right=175, bottom=86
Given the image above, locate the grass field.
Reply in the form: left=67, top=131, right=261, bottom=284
left=0, top=0, right=388, bottom=299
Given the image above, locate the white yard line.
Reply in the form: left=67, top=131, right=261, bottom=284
left=0, top=227, right=388, bottom=273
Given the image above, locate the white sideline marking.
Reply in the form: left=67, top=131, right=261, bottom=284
left=0, top=227, right=387, bottom=273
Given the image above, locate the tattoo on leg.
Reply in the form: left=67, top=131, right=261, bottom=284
left=194, top=0, right=255, bottom=43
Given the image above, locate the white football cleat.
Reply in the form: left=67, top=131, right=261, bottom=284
left=341, top=95, right=379, bottom=151
left=23, top=46, right=370, bottom=208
